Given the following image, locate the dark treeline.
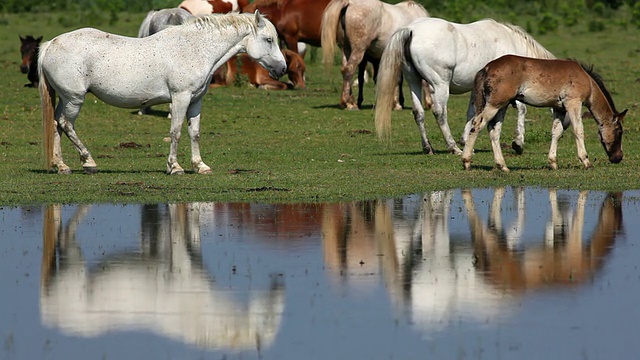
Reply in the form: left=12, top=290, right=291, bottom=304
left=3, top=0, right=640, bottom=33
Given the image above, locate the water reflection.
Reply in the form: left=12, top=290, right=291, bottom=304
left=464, top=189, right=622, bottom=290
left=40, top=204, right=284, bottom=351
left=27, top=188, right=630, bottom=358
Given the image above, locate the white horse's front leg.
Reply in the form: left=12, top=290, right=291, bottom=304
left=186, top=100, right=211, bottom=175
left=460, top=92, right=475, bottom=146
left=167, top=95, right=189, bottom=175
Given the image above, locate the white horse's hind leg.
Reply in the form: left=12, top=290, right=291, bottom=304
left=512, top=101, right=527, bottom=155
left=460, top=92, right=475, bottom=146
left=186, top=100, right=211, bottom=175
left=406, top=75, right=433, bottom=154
left=56, top=98, right=97, bottom=174
left=431, top=84, right=462, bottom=154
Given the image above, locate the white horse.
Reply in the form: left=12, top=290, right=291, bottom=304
left=39, top=12, right=286, bottom=175
left=375, top=17, right=555, bottom=154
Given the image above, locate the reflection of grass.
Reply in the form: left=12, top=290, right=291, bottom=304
left=0, top=12, right=639, bottom=205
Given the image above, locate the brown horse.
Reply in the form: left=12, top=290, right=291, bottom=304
left=243, top=0, right=330, bottom=56
left=212, top=49, right=306, bottom=90
left=462, top=55, right=626, bottom=172
left=209, top=0, right=250, bottom=13
left=19, top=35, right=42, bottom=88
left=321, top=0, right=429, bottom=109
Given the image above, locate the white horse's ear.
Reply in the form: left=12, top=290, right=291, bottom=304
left=254, top=10, right=265, bottom=28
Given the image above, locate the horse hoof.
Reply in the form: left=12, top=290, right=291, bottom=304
left=462, top=161, right=471, bottom=170
left=58, top=168, right=72, bottom=175
left=83, top=166, right=98, bottom=175
left=511, top=141, right=524, bottom=155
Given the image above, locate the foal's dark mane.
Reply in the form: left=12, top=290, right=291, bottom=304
left=575, top=60, right=618, bottom=113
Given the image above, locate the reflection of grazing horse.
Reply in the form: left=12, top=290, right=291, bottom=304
left=321, top=0, right=429, bottom=110
left=375, top=18, right=555, bottom=155
left=243, top=0, right=331, bottom=56
left=462, top=55, right=625, bottom=171
left=39, top=13, right=286, bottom=175
left=40, top=204, right=284, bottom=349
left=463, top=189, right=623, bottom=290
left=212, top=49, right=306, bottom=89
left=19, top=35, right=42, bottom=88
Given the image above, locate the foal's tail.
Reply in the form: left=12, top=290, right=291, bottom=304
left=472, top=66, right=489, bottom=113
left=38, top=40, right=55, bottom=171
left=375, top=28, right=412, bottom=140
left=321, top=0, right=349, bottom=71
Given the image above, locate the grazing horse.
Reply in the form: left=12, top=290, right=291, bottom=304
left=243, top=0, right=331, bottom=56
left=19, top=35, right=42, bottom=88
left=461, top=55, right=626, bottom=172
left=321, top=0, right=429, bottom=110
left=375, top=18, right=555, bottom=154
left=212, top=49, right=306, bottom=89
left=39, top=12, right=286, bottom=175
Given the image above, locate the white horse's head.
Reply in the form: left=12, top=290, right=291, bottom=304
left=245, top=11, right=286, bottom=79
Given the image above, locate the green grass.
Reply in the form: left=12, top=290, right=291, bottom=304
left=1, top=12, right=639, bottom=205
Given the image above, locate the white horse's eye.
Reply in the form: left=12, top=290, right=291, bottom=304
left=266, top=37, right=273, bottom=43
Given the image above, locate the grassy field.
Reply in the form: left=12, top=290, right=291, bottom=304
left=0, top=11, right=639, bottom=205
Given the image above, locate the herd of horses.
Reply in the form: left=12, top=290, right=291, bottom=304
left=19, top=0, right=627, bottom=174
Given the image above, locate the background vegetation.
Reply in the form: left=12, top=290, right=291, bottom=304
left=0, top=2, right=639, bottom=205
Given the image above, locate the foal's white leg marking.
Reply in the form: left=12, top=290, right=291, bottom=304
left=487, top=107, right=509, bottom=172
left=460, top=92, right=475, bottom=146
left=461, top=106, right=501, bottom=170
left=566, top=103, right=592, bottom=169
left=57, top=98, right=97, bottom=174
left=406, top=74, right=433, bottom=154
left=186, top=100, right=212, bottom=175
left=431, top=84, right=462, bottom=154
left=513, top=101, right=527, bottom=154
left=548, top=110, right=568, bottom=170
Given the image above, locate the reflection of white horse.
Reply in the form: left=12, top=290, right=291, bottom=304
left=40, top=203, right=284, bottom=350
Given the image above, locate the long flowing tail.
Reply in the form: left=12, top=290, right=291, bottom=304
left=137, top=10, right=158, bottom=38
left=375, top=28, right=412, bottom=140
left=321, top=0, right=349, bottom=71
left=38, top=41, right=55, bottom=171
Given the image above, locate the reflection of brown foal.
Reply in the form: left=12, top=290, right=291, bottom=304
left=462, top=55, right=626, bottom=171
left=463, top=189, right=623, bottom=291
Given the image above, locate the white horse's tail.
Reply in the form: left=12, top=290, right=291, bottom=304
left=375, top=27, right=412, bottom=140
left=321, top=0, right=349, bottom=71
left=38, top=40, right=55, bottom=171
left=138, top=10, right=158, bottom=38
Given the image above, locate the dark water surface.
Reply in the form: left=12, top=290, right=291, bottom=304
left=1, top=187, right=639, bottom=360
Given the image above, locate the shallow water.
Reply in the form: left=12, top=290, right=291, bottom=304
left=1, top=187, right=639, bottom=360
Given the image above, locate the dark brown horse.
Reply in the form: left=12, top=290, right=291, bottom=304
left=462, top=55, right=626, bottom=172
left=19, top=35, right=42, bottom=88
left=212, top=49, right=306, bottom=90
left=243, top=0, right=331, bottom=56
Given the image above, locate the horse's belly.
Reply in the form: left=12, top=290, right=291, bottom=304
left=89, top=85, right=171, bottom=109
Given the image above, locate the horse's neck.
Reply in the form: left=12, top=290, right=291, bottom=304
left=587, top=78, right=615, bottom=124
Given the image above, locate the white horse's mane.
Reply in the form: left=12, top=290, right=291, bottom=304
left=184, top=12, right=266, bottom=35
left=490, top=19, right=555, bottom=59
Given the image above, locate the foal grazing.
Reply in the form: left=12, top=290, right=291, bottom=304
left=461, top=55, right=626, bottom=172
left=39, top=12, right=286, bottom=175
left=19, top=35, right=42, bottom=87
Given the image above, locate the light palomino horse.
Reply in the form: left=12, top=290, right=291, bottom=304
left=461, top=55, right=625, bottom=172
left=39, top=12, right=286, bottom=175
left=321, top=0, right=429, bottom=110
left=375, top=18, right=555, bottom=154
